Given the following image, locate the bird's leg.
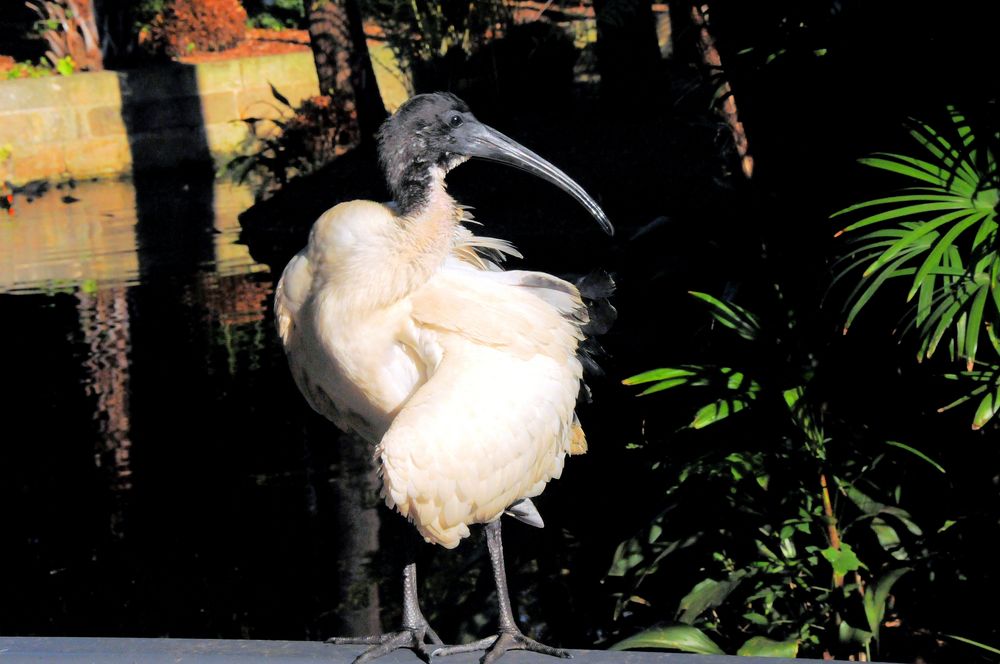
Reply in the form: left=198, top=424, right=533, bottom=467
left=328, top=561, right=443, bottom=664
left=433, top=520, right=571, bottom=663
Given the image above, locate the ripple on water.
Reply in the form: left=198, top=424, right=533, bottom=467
left=0, top=178, right=268, bottom=295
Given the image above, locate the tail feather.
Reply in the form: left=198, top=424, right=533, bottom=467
left=574, top=270, right=617, bottom=386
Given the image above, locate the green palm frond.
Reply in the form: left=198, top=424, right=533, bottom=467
left=941, top=363, right=1000, bottom=430
left=833, top=108, right=999, bottom=426
left=689, top=290, right=762, bottom=341
left=624, top=364, right=762, bottom=429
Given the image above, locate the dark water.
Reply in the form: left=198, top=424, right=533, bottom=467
left=0, top=173, right=636, bottom=646
left=1, top=176, right=331, bottom=638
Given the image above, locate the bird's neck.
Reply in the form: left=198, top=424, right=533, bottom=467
left=378, top=169, right=459, bottom=301
left=392, top=155, right=437, bottom=218
left=389, top=149, right=468, bottom=218
left=397, top=168, right=459, bottom=246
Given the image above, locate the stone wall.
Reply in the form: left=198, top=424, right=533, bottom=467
left=0, top=51, right=319, bottom=185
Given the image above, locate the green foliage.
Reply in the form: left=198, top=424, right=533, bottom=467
left=833, top=109, right=1000, bottom=428
left=54, top=55, right=75, bottom=75
left=246, top=0, right=305, bottom=29
left=363, top=0, right=510, bottom=76
left=247, top=13, right=286, bottom=30
left=736, top=636, right=800, bottom=658
left=610, top=624, right=724, bottom=655
left=3, top=59, right=54, bottom=79
left=134, top=0, right=168, bottom=34
left=612, top=291, right=935, bottom=660
left=942, top=633, right=1000, bottom=657
left=3, top=55, right=74, bottom=79
left=821, top=541, right=865, bottom=577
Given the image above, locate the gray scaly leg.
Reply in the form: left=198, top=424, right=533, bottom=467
left=328, top=561, right=442, bottom=663
left=433, top=519, right=571, bottom=663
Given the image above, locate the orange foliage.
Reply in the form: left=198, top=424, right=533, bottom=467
left=150, top=0, right=248, bottom=57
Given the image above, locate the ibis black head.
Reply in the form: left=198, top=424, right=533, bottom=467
left=377, top=92, right=613, bottom=235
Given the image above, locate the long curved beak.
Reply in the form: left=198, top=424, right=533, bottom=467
left=461, top=123, right=614, bottom=236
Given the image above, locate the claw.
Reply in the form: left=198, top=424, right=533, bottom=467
left=327, top=626, right=439, bottom=664
left=432, top=630, right=571, bottom=664
left=431, top=636, right=498, bottom=657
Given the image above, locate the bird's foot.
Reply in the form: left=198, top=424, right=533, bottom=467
left=433, top=630, right=571, bottom=664
left=327, top=623, right=443, bottom=664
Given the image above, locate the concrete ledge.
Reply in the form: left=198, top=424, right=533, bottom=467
left=0, top=637, right=807, bottom=664
left=0, top=51, right=320, bottom=185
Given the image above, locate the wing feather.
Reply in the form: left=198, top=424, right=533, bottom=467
left=408, top=267, right=586, bottom=362
left=451, top=225, right=523, bottom=271
left=274, top=251, right=312, bottom=344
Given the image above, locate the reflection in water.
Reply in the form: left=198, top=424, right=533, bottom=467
left=0, top=179, right=265, bottom=294
left=77, top=286, right=134, bottom=540
left=0, top=176, right=385, bottom=639
left=0, top=181, right=140, bottom=292
left=331, top=433, right=382, bottom=636
left=1, top=178, right=270, bottom=540
left=196, top=272, right=271, bottom=376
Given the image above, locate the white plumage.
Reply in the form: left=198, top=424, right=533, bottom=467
left=275, top=185, right=588, bottom=548
left=275, top=92, right=610, bottom=663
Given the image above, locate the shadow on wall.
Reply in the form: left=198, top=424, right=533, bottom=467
left=115, top=61, right=386, bottom=641
left=117, top=64, right=215, bottom=175
left=117, top=63, right=216, bottom=280
left=114, top=68, right=218, bottom=609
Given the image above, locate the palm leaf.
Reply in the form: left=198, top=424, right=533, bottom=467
left=831, top=228, right=923, bottom=283
left=885, top=441, right=946, bottom=473
left=843, top=255, right=916, bottom=332
left=689, top=291, right=761, bottom=341
left=907, top=118, right=979, bottom=188
left=973, top=383, right=1000, bottom=430
left=837, top=201, right=969, bottom=235
left=936, top=382, right=989, bottom=413
left=963, top=284, right=990, bottom=369
left=916, top=264, right=937, bottom=328
left=636, top=378, right=691, bottom=397
left=830, top=193, right=968, bottom=220
left=942, top=634, right=1000, bottom=657
left=863, top=209, right=976, bottom=276
left=623, top=367, right=696, bottom=385
left=860, top=154, right=972, bottom=194
left=988, top=322, right=1000, bottom=354
left=691, top=398, right=749, bottom=429
left=919, top=282, right=974, bottom=360
left=969, top=216, right=998, bottom=258
left=907, top=211, right=988, bottom=301
left=623, top=367, right=698, bottom=397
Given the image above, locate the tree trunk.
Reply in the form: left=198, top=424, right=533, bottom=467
left=688, top=3, right=753, bottom=178
left=305, top=0, right=387, bottom=146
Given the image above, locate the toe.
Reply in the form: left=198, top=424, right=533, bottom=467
left=432, top=636, right=499, bottom=658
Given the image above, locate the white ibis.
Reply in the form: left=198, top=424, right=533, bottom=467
left=275, top=92, right=612, bottom=664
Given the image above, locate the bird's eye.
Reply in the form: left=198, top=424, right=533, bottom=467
left=448, top=114, right=464, bottom=128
